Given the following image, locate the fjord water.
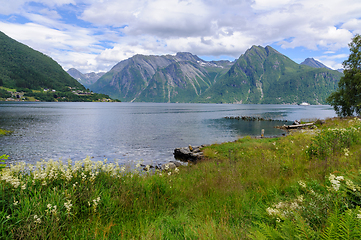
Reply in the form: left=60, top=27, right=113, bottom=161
left=0, top=102, right=336, bottom=165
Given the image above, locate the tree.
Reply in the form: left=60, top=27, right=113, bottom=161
left=327, top=34, right=361, bottom=117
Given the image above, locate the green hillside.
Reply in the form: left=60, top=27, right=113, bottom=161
left=0, top=31, right=83, bottom=91
left=195, top=46, right=342, bottom=104
left=0, top=31, right=116, bottom=102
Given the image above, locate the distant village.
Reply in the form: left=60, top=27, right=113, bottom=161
left=1, top=87, right=114, bottom=102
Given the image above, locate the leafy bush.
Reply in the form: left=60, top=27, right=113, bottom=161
left=250, top=171, right=361, bottom=239
left=0, top=88, right=11, bottom=98
left=307, top=123, right=361, bottom=159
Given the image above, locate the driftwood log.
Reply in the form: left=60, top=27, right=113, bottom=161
left=277, top=122, right=315, bottom=130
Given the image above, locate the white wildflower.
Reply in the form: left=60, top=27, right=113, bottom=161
left=275, top=202, right=285, bottom=209
left=145, top=165, right=150, bottom=171
left=64, top=199, right=72, bottom=215
left=290, top=202, right=299, bottom=210
left=34, top=215, right=41, bottom=224
left=266, top=207, right=279, bottom=216
left=346, top=179, right=357, bottom=192
left=336, top=176, right=344, bottom=181
left=51, top=205, right=57, bottom=214
left=91, top=197, right=101, bottom=212
left=329, top=174, right=342, bottom=191
left=357, top=209, right=361, bottom=219
left=298, top=180, right=306, bottom=188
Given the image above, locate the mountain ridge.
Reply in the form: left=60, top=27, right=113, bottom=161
left=90, top=52, right=232, bottom=102
left=89, top=45, right=342, bottom=104
left=300, top=58, right=331, bottom=70
left=67, top=68, right=105, bottom=88
left=195, top=46, right=342, bottom=104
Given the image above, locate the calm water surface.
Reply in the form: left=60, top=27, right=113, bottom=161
left=0, top=102, right=336, bottom=165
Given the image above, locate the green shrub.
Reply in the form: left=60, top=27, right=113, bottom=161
left=0, top=88, right=11, bottom=98
left=307, top=123, right=361, bottom=159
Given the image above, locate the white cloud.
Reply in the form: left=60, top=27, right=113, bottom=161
left=251, top=0, right=294, bottom=11
left=0, top=0, right=360, bottom=72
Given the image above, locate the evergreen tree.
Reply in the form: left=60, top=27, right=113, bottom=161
left=327, top=34, right=361, bottom=117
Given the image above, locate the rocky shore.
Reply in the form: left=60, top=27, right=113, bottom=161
left=138, top=144, right=207, bottom=171
left=173, top=144, right=208, bottom=162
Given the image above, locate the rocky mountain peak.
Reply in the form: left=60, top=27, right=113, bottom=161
left=175, top=52, right=203, bottom=63
left=301, top=58, right=331, bottom=70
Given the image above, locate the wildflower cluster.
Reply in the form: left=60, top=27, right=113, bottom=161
left=307, top=124, right=361, bottom=159
left=328, top=174, right=344, bottom=192
left=266, top=195, right=304, bottom=221
left=0, top=157, right=129, bottom=191
left=88, top=196, right=101, bottom=213
left=33, top=215, right=41, bottom=224
left=265, top=171, right=361, bottom=228
left=64, top=199, right=73, bottom=215
left=0, top=167, right=24, bottom=189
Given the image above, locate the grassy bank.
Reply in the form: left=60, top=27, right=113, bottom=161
left=1, top=117, right=361, bottom=239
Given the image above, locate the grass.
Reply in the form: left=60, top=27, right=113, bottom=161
left=0, top=86, right=17, bottom=92
left=1, top=117, right=361, bottom=239
left=0, top=129, right=11, bottom=136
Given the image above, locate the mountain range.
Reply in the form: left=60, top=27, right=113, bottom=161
left=78, top=46, right=342, bottom=104
left=87, top=52, right=233, bottom=102
left=67, top=68, right=105, bottom=88
left=0, top=29, right=342, bottom=105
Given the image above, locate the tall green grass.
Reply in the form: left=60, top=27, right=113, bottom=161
left=1, top=117, right=361, bottom=239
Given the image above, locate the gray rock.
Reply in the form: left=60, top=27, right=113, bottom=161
left=174, top=145, right=204, bottom=161
left=169, top=161, right=182, bottom=167
left=161, top=162, right=177, bottom=170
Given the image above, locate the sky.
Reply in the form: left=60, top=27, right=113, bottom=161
left=0, top=0, right=360, bottom=73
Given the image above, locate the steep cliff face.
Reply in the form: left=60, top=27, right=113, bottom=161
left=136, top=61, right=213, bottom=102
left=90, top=53, right=232, bottom=102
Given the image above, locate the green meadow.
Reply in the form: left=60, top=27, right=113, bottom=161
left=1, top=117, right=361, bottom=239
